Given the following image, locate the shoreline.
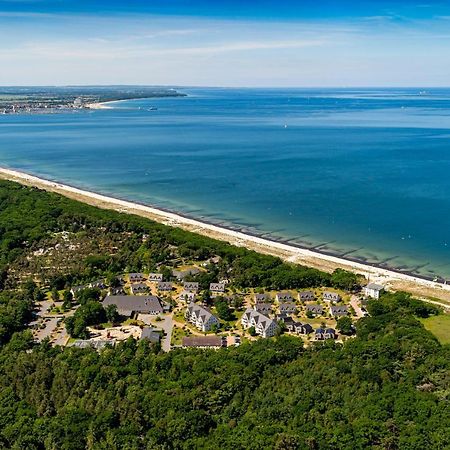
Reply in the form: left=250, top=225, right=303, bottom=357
left=1, top=166, right=450, bottom=305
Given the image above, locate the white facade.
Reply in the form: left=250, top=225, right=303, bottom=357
left=364, top=283, right=384, bottom=299
left=241, top=308, right=277, bottom=338
left=185, top=303, right=219, bottom=332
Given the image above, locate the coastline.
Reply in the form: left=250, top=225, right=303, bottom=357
left=1, top=166, right=450, bottom=305
left=85, top=100, right=121, bottom=110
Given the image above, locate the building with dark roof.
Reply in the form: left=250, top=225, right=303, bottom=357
left=306, top=304, right=324, bottom=316
left=276, top=292, right=293, bottom=302
left=148, top=273, right=163, bottom=282
left=130, top=283, right=149, bottom=294
left=103, top=295, right=163, bottom=316
left=182, top=336, right=226, bottom=349
left=298, top=290, right=315, bottom=302
left=330, top=305, right=349, bottom=318
left=323, top=291, right=341, bottom=303
left=241, top=308, right=277, bottom=338
left=183, top=282, right=199, bottom=292
left=185, top=302, right=220, bottom=332
left=315, top=327, right=337, bottom=340
left=279, top=302, right=297, bottom=315
left=254, top=293, right=269, bottom=304
left=254, top=302, right=272, bottom=315
left=129, top=273, right=145, bottom=283
left=209, top=283, right=225, bottom=294
left=157, top=281, right=173, bottom=292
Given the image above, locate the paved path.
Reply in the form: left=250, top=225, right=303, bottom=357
left=158, top=315, right=174, bottom=352
left=350, top=295, right=364, bottom=319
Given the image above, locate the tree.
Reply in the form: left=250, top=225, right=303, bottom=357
left=276, top=320, right=287, bottom=336
left=105, top=304, right=119, bottom=324
left=331, top=269, right=359, bottom=291
left=336, top=316, right=354, bottom=335
left=51, top=288, right=60, bottom=302
left=248, top=326, right=257, bottom=336
left=62, top=290, right=73, bottom=311
left=215, top=300, right=234, bottom=321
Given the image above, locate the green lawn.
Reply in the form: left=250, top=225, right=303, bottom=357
left=420, top=314, right=450, bottom=344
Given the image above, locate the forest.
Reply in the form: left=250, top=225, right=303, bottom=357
left=0, top=180, right=448, bottom=449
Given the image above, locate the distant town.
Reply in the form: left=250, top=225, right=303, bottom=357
left=0, top=86, right=185, bottom=114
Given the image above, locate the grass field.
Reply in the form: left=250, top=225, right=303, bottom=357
left=420, top=314, right=450, bottom=344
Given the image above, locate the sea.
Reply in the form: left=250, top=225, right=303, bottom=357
left=1, top=87, right=450, bottom=280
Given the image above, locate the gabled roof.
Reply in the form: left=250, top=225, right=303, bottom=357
left=306, top=304, right=323, bottom=312
left=330, top=305, right=348, bottom=316
left=157, top=281, right=173, bottom=290
left=279, top=301, right=297, bottom=311
left=276, top=292, right=293, bottom=299
left=187, top=302, right=218, bottom=324
left=210, top=282, right=225, bottom=291
left=243, top=308, right=276, bottom=332
left=299, top=290, right=315, bottom=299
left=323, top=291, right=341, bottom=299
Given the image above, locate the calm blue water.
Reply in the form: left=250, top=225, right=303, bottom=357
left=1, top=87, right=450, bottom=279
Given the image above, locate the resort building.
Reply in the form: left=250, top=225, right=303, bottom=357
left=103, top=295, right=164, bottom=316
left=294, top=323, right=314, bottom=335
left=209, top=282, right=226, bottom=296
left=364, top=283, right=384, bottom=299
left=182, top=336, right=226, bottom=349
left=298, top=291, right=315, bottom=302
left=254, top=302, right=272, bottom=315
left=88, top=280, right=107, bottom=290
left=306, top=304, right=324, bottom=316
left=330, top=305, right=349, bottom=318
left=315, top=328, right=337, bottom=340
left=148, top=273, right=163, bottom=282
left=157, top=281, right=173, bottom=292
left=179, top=290, right=196, bottom=303
left=108, top=287, right=125, bottom=296
left=241, top=308, right=277, bottom=338
left=279, top=302, right=297, bottom=315
left=254, top=293, right=270, bottom=304
left=183, top=282, right=199, bottom=292
left=130, top=283, right=149, bottom=295
left=185, top=302, right=220, bottom=332
left=323, top=291, right=341, bottom=303
left=129, top=273, right=145, bottom=283
left=276, top=292, right=293, bottom=302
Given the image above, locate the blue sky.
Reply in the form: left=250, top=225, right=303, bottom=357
left=1, top=1, right=450, bottom=86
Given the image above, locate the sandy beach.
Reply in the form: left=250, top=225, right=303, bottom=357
left=1, top=166, right=450, bottom=306
left=85, top=101, right=115, bottom=110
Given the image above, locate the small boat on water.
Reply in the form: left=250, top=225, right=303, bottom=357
left=147, top=106, right=158, bottom=111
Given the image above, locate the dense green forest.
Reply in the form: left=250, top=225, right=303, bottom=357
left=0, top=180, right=449, bottom=449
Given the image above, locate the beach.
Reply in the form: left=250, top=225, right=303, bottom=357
left=1, top=166, right=449, bottom=306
